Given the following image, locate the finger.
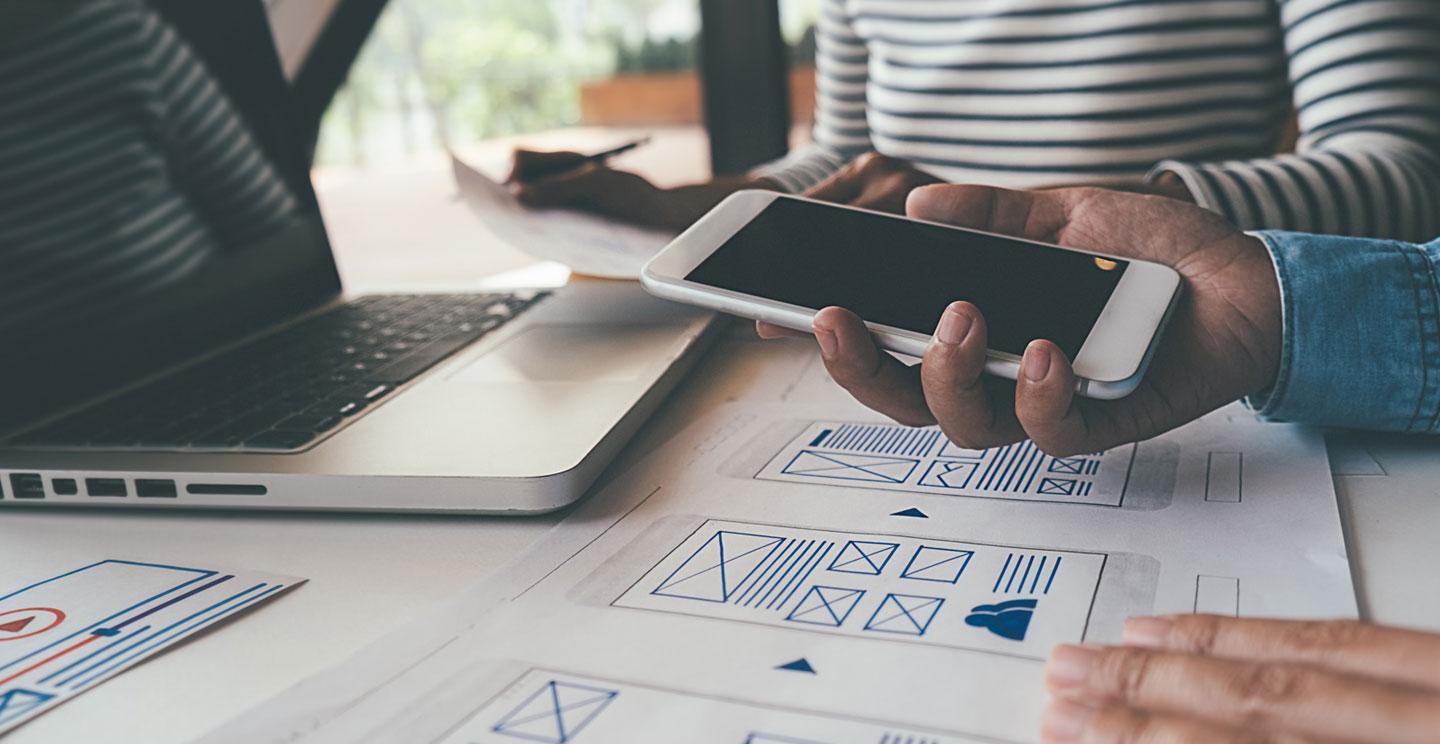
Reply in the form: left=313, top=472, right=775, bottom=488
left=508, top=149, right=587, bottom=182
left=1042, top=699, right=1317, bottom=744
left=1047, top=644, right=1440, bottom=744
left=920, top=302, right=1023, bottom=448
left=803, top=165, right=866, bottom=205
left=755, top=320, right=809, bottom=340
left=848, top=181, right=909, bottom=214
left=1014, top=340, right=1104, bottom=456
left=814, top=306, right=934, bottom=427
left=906, top=183, right=1072, bottom=242
left=1123, top=615, right=1440, bottom=692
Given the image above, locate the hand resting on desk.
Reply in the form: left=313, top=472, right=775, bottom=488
left=1041, top=614, right=1440, bottom=743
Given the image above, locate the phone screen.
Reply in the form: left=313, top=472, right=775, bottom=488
left=685, top=197, right=1130, bottom=358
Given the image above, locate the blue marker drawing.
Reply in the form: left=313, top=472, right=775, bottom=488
left=781, top=450, right=920, bottom=485
left=899, top=546, right=973, bottom=584
left=992, top=553, right=1063, bottom=595
left=0, top=690, right=55, bottom=727
left=863, top=594, right=945, bottom=636
left=491, top=680, right=617, bottom=743
left=828, top=540, right=900, bottom=576
left=785, top=586, right=866, bottom=627
left=1037, top=478, right=1078, bottom=496
left=651, top=531, right=785, bottom=603
left=965, top=599, right=1038, bottom=641
left=776, top=658, right=816, bottom=674
left=917, top=459, right=981, bottom=490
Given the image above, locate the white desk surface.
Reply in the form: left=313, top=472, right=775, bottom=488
left=4, top=327, right=1439, bottom=744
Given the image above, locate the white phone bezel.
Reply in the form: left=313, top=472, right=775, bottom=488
left=641, top=191, right=1182, bottom=399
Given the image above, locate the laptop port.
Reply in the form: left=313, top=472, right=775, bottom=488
left=52, top=478, right=79, bottom=496
left=8, top=473, right=45, bottom=499
left=85, top=478, right=127, bottom=497
left=185, top=483, right=267, bottom=496
left=135, top=479, right=177, bottom=498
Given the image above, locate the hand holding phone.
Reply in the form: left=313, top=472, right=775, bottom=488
left=642, top=190, right=1182, bottom=399
left=646, top=184, right=1283, bottom=456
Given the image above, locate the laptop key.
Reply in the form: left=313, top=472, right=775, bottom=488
left=9, top=292, right=545, bottom=451
left=370, top=332, right=482, bottom=383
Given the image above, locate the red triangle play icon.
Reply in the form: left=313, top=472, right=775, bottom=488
left=0, top=616, right=35, bottom=634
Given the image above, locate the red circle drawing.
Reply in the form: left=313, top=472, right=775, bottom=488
left=0, top=607, right=66, bottom=640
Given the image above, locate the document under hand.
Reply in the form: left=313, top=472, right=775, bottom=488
left=204, top=396, right=1354, bottom=744
left=451, top=155, right=675, bottom=279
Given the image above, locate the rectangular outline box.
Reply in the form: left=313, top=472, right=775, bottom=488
left=612, top=519, right=1109, bottom=662
left=1204, top=452, right=1243, bottom=503
left=1194, top=575, right=1240, bottom=615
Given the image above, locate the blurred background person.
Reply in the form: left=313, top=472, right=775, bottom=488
left=511, top=0, right=1440, bottom=242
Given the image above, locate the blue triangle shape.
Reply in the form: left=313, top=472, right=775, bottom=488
left=776, top=658, right=816, bottom=674
left=891, top=507, right=928, bottom=518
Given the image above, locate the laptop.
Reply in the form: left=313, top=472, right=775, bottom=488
left=0, top=1, right=714, bottom=513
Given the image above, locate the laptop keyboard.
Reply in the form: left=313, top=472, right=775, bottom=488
left=11, top=292, right=549, bottom=452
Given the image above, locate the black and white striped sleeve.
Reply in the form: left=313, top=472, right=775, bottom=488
left=1150, top=0, right=1440, bottom=241
left=136, top=10, right=299, bottom=246
left=752, top=0, right=875, bottom=193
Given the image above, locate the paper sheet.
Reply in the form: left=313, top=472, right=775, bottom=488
left=451, top=156, right=674, bottom=279
left=0, top=558, right=302, bottom=735
left=206, top=390, right=1353, bottom=743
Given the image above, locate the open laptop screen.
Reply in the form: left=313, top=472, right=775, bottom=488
left=0, top=0, right=341, bottom=433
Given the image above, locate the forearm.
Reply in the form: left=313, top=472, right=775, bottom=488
left=1249, top=232, right=1440, bottom=431
left=657, top=175, right=778, bottom=228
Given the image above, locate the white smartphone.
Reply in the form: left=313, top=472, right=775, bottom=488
left=641, top=191, right=1182, bottom=399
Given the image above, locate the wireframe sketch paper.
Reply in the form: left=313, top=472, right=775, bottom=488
left=204, top=392, right=1354, bottom=744
left=451, top=155, right=674, bottom=279
left=0, top=558, right=303, bottom=735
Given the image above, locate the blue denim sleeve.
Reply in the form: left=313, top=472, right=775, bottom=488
left=1248, top=232, right=1440, bottom=431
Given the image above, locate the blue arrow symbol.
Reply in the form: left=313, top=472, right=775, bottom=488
left=776, top=658, right=816, bottom=674
left=891, top=507, right=928, bottom=518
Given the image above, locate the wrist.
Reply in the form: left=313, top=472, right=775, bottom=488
left=1240, top=235, right=1284, bottom=395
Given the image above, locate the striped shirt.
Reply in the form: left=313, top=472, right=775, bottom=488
left=756, top=0, right=1440, bottom=241
left=0, top=1, right=298, bottom=339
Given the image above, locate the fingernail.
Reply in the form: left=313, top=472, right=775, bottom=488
left=1123, top=616, right=1174, bottom=648
left=1041, top=699, right=1094, bottom=743
left=935, top=306, right=973, bottom=345
left=1046, top=644, right=1097, bottom=690
left=1024, top=341, right=1051, bottom=382
left=816, top=328, right=838, bottom=359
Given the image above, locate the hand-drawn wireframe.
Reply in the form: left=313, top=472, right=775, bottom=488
left=863, top=594, right=945, bottom=636
left=490, top=679, right=618, bottom=743
left=828, top=541, right=900, bottom=576
left=786, top=586, right=867, bottom=627
left=0, top=689, right=53, bottom=727
left=965, top=600, right=1039, bottom=641
left=781, top=451, right=921, bottom=485
left=811, top=424, right=945, bottom=457
left=991, top=553, right=1061, bottom=595
left=616, top=520, right=1108, bottom=659
left=0, top=559, right=300, bottom=735
left=442, top=668, right=983, bottom=744
left=899, top=547, right=974, bottom=584
left=759, top=422, right=1135, bottom=506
